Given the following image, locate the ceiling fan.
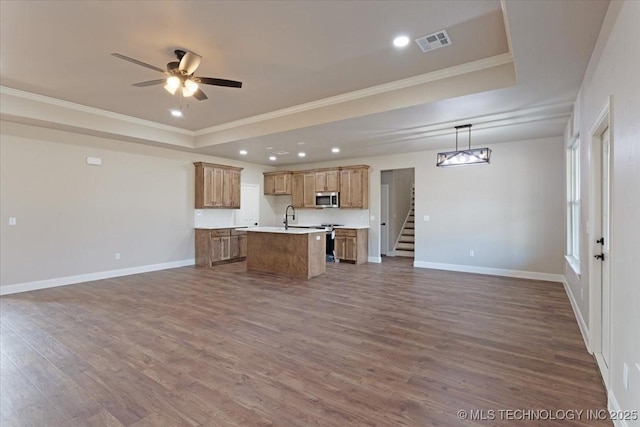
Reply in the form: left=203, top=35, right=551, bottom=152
left=111, top=49, right=242, bottom=101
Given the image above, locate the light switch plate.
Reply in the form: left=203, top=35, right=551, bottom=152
left=424, top=215, right=430, bottom=221
left=9, top=217, right=16, bottom=226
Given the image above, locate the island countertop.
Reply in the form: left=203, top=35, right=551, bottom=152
left=247, top=227, right=325, bottom=234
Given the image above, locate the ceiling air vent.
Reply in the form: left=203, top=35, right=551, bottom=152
left=415, top=30, right=452, bottom=53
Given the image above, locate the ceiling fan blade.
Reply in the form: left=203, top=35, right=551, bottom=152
left=197, top=77, right=243, bottom=88
left=193, top=88, right=208, bottom=101
left=179, top=51, right=202, bottom=75
left=111, top=53, right=165, bottom=73
left=132, top=79, right=166, bottom=87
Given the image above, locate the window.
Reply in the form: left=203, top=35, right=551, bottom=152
left=567, top=137, right=580, bottom=271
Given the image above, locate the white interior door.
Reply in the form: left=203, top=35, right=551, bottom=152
left=236, top=184, right=260, bottom=227
left=600, top=127, right=611, bottom=367
left=381, top=184, right=389, bottom=255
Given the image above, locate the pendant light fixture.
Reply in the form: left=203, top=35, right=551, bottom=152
left=436, top=124, right=491, bottom=167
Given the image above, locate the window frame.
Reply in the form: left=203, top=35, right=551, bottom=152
left=566, top=135, right=581, bottom=274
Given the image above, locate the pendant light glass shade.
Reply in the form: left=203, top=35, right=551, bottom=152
left=164, top=76, right=180, bottom=95
left=182, top=79, right=199, bottom=97
left=436, top=124, right=491, bottom=167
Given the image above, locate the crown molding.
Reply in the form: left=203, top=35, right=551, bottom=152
left=500, top=0, right=514, bottom=56
left=0, top=86, right=195, bottom=137
left=195, top=53, right=514, bottom=137
left=390, top=101, right=574, bottom=142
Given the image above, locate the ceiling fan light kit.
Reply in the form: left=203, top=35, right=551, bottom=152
left=164, top=76, right=181, bottom=94
left=111, top=49, right=242, bottom=103
left=436, top=124, right=491, bottom=167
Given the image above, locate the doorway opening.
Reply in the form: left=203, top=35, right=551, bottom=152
left=380, top=168, right=415, bottom=260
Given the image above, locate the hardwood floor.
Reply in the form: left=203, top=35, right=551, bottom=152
left=1, top=258, right=609, bottom=426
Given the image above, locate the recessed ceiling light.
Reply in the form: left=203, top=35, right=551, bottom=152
left=239, top=150, right=248, bottom=155
left=393, top=35, right=410, bottom=48
left=269, top=156, right=277, bottom=161
left=298, top=152, right=306, bottom=157
left=297, top=142, right=305, bottom=145
left=331, top=147, right=340, bottom=153
left=170, top=109, right=182, bottom=117
left=266, top=146, right=273, bottom=150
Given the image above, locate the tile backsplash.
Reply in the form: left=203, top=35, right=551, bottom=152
left=195, top=202, right=371, bottom=229
left=194, top=209, right=236, bottom=228
left=273, top=198, right=369, bottom=227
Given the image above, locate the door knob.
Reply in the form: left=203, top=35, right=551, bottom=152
left=596, top=237, right=604, bottom=245
left=381, top=222, right=386, bottom=226
left=594, top=253, right=605, bottom=261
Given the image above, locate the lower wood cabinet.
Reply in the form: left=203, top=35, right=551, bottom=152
left=196, top=228, right=247, bottom=267
left=335, top=228, right=368, bottom=264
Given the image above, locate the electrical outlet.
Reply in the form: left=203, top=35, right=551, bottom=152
left=115, top=253, right=120, bottom=260
left=424, top=215, right=430, bottom=222
left=469, top=250, right=475, bottom=257
left=623, top=363, right=629, bottom=390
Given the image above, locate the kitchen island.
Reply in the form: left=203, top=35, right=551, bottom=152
left=246, top=227, right=326, bottom=279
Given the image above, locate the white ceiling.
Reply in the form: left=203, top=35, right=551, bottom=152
left=0, top=0, right=609, bottom=166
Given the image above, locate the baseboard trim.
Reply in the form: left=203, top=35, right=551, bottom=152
left=368, top=256, right=382, bottom=264
left=608, top=390, right=629, bottom=427
left=562, top=276, right=591, bottom=352
left=0, top=259, right=195, bottom=296
left=413, top=261, right=564, bottom=283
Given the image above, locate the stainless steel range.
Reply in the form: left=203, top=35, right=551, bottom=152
left=321, top=223, right=344, bottom=262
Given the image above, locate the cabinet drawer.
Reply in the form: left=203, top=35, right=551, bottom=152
left=335, top=229, right=357, bottom=237
left=231, top=228, right=247, bottom=235
left=211, top=229, right=231, bottom=237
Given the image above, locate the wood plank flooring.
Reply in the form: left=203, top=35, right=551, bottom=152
left=1, top=258, right=610, bottom=426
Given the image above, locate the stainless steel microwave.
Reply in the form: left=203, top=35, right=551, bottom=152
left=315, top=192, right=339, bottom=208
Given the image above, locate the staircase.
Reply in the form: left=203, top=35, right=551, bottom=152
left=395, top=186, right=415, bottom=257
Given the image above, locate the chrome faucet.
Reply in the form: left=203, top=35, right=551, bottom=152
left=284, top=204, right=296, bottom=230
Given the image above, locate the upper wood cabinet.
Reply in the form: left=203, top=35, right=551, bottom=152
left=269, top=164, right=370, bottom=209
left=303, top=172, right=316, bottom=207
left=292, top=172, right=317, bottom=208
left=194, top=162, right=242, bottom=209
left=339, top=166, right=370, bottom=209
left=315, top=169, right=340, bottom=192
left=263, top=172, right=292, bottom=195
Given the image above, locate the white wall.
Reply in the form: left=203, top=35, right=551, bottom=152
left=282, top=136, right=565, bottom=276
left=0, top=121, right=276, bottom=289
left=565, top=0, right=640, bottom=417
